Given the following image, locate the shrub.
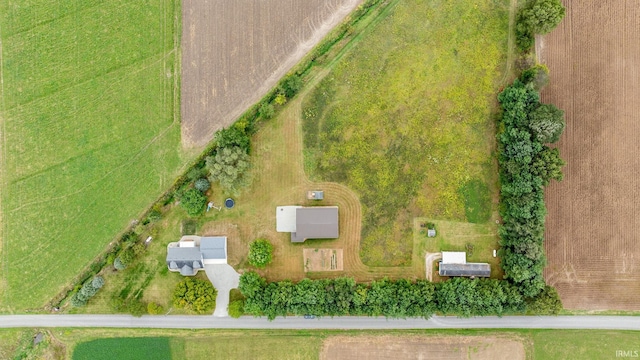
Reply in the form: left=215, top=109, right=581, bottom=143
left=248, top=239, right=274, bottom=268
left=146, top=209, right=162, bottom=223
left=92, top=276, right=105, bottom=289
left=258, top=102, right=275, bottom=119
left=180, top=188, right=208, bottom=216
left=127, top=299, right=147, bottom=317
left=206, top=146, right=251, bottom=193
left=194, top=178, right=210, bottom=192
left=114, top=257, right=126, bottom=271
left=526, top=285, right=563, bottom=314
left=186, top=166, right=208, bottom=182
left=119, top=247, right=136, bottom=266
left=215, top=125, right=251, bottom=152
left=173, top=277, right=217, bottom=314
left=519, top=64, right=549, bottom=90
left=228, top=300, right=245, bottom=318
left=274, top=93, right=287, bottom=105
left=147, top=302, right=165, bottom=315
left=70, top=293, right=88, bottom=307
left=281, top=74, right=302, bottom=98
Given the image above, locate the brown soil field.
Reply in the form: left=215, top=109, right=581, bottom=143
left=303, top=249, right=344, bottom=272
left=181, top=0, right=362, bottom=147
left=320, top=336, right=525, bottom=360
left=539, top=0, right=640, bottom=310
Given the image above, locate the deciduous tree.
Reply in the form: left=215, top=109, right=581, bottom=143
left=206, top=146, right=251, bottom=193
left=179, top=188, right=207, bottom=216
left=173, top=277, right=217, bottom=314
left=529, top=104, right=565, bottom=143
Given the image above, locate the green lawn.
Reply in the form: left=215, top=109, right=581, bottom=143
left=0, top=0, right=185, bottom=310
left=72, top=337, right=171, bottom=360
left=533, top=330, right=640, bottom=360
left=183, top=335, right=321, bottom=360
left=302, top=0, right=509, bottom=266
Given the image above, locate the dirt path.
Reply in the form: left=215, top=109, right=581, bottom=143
left=425, top=252, right=442, bottom=281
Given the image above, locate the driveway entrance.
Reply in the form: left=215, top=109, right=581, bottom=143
left=204, top=264, right=240, bottom=317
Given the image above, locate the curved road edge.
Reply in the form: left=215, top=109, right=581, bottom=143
left=0, top=315, right=639, bottom=330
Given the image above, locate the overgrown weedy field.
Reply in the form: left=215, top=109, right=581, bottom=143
left=0, top=0, right=184, bottom=310
left=303, top=0, right=510, bottom=266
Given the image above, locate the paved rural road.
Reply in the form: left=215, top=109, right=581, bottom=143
left=1, top=315, right=639, bottom=330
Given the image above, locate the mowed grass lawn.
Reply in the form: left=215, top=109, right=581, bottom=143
left=0, top=0, right=185, bottom=309
left=302, top=0, right=510, bottom=266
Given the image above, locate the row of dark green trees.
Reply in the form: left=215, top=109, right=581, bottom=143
left=239, top=272, right=561, bottom=320
left=497, top=77, right=565, bottom=297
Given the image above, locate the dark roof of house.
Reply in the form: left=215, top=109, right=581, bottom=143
left=291, top=207, right=339, bottom=242
left=439, top=263, right=491, bottom=277
left=166, top=247, right=203, bottom=276
left=200, top=236, right=226, bottom=260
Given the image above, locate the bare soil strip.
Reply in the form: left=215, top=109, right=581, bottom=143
left=321, top=335, right=525, bottom=360
left=181, top=0, right=362, bottom=148
left=303, top=249, right=344, bottom=272
left=540, top=0, right=640, bottom=310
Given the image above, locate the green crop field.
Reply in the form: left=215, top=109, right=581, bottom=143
left=72, top=337, right=172, bottom=360
left=302, top=0, right=510, bottom=266
left=0, top=0, right=185, bottom=310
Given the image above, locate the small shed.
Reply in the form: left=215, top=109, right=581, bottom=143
left=307, top=190, right=324, bottom=200
left=427, top=229, right=436, bottom=237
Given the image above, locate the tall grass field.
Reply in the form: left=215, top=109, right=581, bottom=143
left=0, top=0, right=184, bottom=309
left=302, top=0, right=510, bottom=266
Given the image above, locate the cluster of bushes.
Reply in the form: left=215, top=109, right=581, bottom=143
left=497, top=78, right=565, bottom=297
left=173, top=277, right=217, bottom=314
left=112, top=232, right=147, bottom=271
left=516, top=0, right=566, bottom=51
left=239, top=272, right=529, bottom=320
left=248, top=239, right=274, bottom=268
left=71, top=276, right=104, bottom=307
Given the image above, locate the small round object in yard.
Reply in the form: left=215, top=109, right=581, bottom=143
left=225, top=198, right=235, bottom=209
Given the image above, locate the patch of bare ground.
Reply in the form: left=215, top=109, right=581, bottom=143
left=181, top=0, right=363, bottom=148
left=320, top=335, right=525, bottom=360
left=540, top=0, right=640, bottom=310
left=303, top=249, right=344, bottom=272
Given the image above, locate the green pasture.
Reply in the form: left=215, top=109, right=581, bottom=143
left=302, top=0, right=509, bottom=266
left=0, top=0, right=185, bottom=310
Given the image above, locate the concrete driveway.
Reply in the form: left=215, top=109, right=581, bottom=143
left=204, top=264, right=240, bottom=317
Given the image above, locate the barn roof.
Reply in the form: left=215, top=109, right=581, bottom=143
left=439, top=263, right=491, bottom=277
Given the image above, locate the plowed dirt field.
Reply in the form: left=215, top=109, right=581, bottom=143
left=539, top=0, right=640, bottom=310
left=181, top=0, right=362, bottom=147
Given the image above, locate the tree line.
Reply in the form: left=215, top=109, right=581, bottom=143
left=497, top=78, right=565, bottom=297
left=238, top=272, right=563, bottom=320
